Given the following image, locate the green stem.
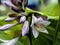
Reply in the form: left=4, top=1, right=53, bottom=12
left=53, top=22, right=59, bottom=45
left=27, top=13, right=32, bottom=45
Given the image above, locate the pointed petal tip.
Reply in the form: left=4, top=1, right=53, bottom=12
left=5, top=17, right=16, bottom=22
left=32, top=26, right=39, bottom=38
left=0, top=24, right=15, bottom=30
left=20, top=16, right=26, bottom=23
left=40, top=28, right=49, bottom=34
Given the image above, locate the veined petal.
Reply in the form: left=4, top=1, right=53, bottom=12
left=5, top=17, right=16, bottom=22
left=20, top=16, right=26, bottom=23
left=22, top=21, right=29, bottom=36
left=0, top=24, right=16, bottom=30
left=42, top=21, right=51, bottom=26
left=40, top=28, right=48, bottom=34
left=32, top=26, right=39, bottom=38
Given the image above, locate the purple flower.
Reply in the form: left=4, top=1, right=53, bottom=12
left=19, top=16, right=26, bottom=23
left=31, top=15, right=51, bottom=38
left=1, top=0, right=17, bottom=8
left=0, top=24, right=16, bottom=30
left=22, top=21, right=29, bottom=36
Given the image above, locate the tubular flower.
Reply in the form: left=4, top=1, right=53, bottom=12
left=22, top=20, right=29, bottom=36
left=0, top=24, right=16, bottom=30
left=31, top=15, right=51, bottom=38
left=19, top=16, right=26, bottom=23
left=0, top=13, right=27, bottom=30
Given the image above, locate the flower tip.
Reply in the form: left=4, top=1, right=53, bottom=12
left=0, top=24, right=15, bottom=30
left=20, top=16, right=26, bottom=23
left=5, top=17, right=16, bottom=22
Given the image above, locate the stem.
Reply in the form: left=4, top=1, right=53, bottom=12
left=29, top=25, right=32, bottom=45
left=53, top=21, right=59, bottom=45
left=27, top=13, right=32, bottom=45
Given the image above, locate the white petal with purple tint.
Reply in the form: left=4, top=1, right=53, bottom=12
left=5, top=17, right=16, bottom=22
left=22, top=21, right=29, bottom=36
left=1, top=0, right=17, bottom=8
left=40, top=28, right=48, bottom=34
left=0, top=24, right=16, bottom=30
left=31, top=15, right=51, bottom=38
left=31, top=15, right=38, bottom=26
left=20, top=16, right=26, bottom=23
left=32, top=26, right=39, bottom=38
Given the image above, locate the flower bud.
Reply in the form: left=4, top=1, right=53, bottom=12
left=20, top=16, right=26, bottom=23
left=0, top=24, right=16, bottom=30
left=22, top=21, right=29, bottom=36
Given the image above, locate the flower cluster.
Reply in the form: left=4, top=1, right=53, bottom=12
left=1, top=0, right=27, bottom=13
left=0, top=0, right=51, bottom=45
left=0, top=14, right=51, bottom=38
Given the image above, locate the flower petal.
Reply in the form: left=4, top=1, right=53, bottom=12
left=0, top=24, right=16, bottom=30
left=36, top=17, right=43, bottom=26
left=42, top=21, right=51, bottom=26
left=19, top=16, right=26, bottom=23
left=32, top=26, right=39, bottom=38
left=37, top=17, right=51, bottom=27
left=0, top=37, right=19, bottom=45
left=31, top=15, right=38, bottom=26
left=22, top=21, right=29, bottom=36
left=32, top=15, right=38, bottom=23
left=5, top=17, right=16, bottom=22
left=38, top=17, right=43, bottom=21
left=40, top=28, right=48, bottom=34
left=1, top=0, right=17, bottom=8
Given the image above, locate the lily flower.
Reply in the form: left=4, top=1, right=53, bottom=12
left=0, top=24, right=16, bottom=30
left=22, top=20, right=29, bottom=36
left=31, top=15, right=51, bottom=38
left=0, top=37, right=19, bottom=45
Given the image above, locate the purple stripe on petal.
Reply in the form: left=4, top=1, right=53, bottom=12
left=19, top=16, right=26, bottom=23
left=0, top=24, right=16, bottom=30
left=5, top=17, right=16, bottom=22
left=22, top=21, right=29, bottom=36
